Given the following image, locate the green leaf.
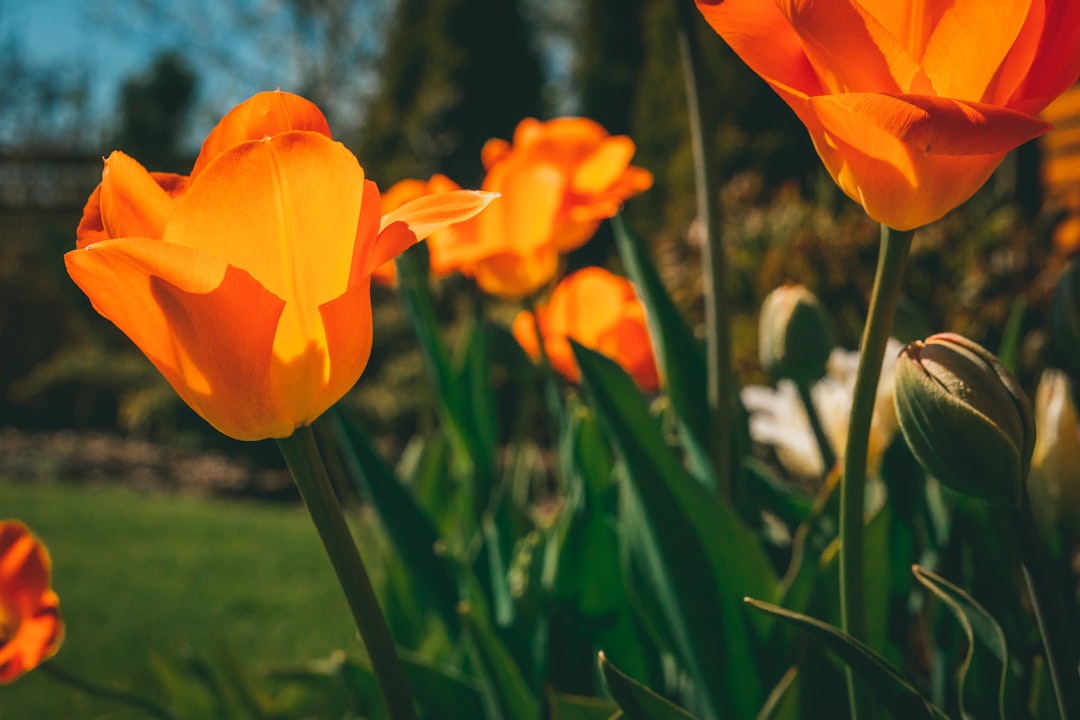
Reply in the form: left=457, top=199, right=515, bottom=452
left=755, top=666, right=800, bottom=720
left=548, top=691, right=621, bottom=720
left=460, top=600, right=541, bottom=720
left=611, top=214, right=711, bottom=482
left=322, top=408, right=461, bottom=635
left=395, top=249, right=494, bottom=501
left=399, top=654, right=487, bottom=720
left=912, top=565, right=1010, bottom=720
left=599, top=652, right=700, bottom=720
left=744, top=599, right=949, bottom=720
left=574, top=341, right=778, bottom=720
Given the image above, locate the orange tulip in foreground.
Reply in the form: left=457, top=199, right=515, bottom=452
left=0, top=521, right=63, bottom=684
left=67, top=92, right=493, bottom=440
left=696, top=0, right=1080, bottom=230
left=438, top=117, right=653, bottom=299
left=513, top=267, right=660, bottom=391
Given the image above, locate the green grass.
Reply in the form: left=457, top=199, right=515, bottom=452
left=0, top=480, right=364, bottom=719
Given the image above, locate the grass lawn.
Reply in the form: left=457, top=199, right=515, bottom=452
left=0, top=480, right=365, bottom=719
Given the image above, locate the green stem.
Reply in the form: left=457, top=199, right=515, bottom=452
left=840, top=224, right=913, bottom=719
left=524, top=294, right=565, bottom=424
left=674, top=0, right=733, bottom=499
left=795, top=380, right=837, bottom=478
left=41, top=662, right=177, bottom=720
left=1015, top=491, right=1080, bottom=720
left=277, top=426, right=417, bottom=720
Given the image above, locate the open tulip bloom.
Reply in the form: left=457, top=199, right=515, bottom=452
left=696, top=0, right=1080, bottom=230
left=66, top=91, right=494, bottom=441
left=0, top=520, right=63, bottom=684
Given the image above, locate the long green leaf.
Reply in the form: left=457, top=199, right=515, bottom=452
left=323, top=408, right=461, bottom=635
left=574, top=341, right=777, bottom=720
left=744, top=599, right=949, bottom=720
left=611, top=214, right=711, bottom=482
left=599, top=652, right=699, bottom=720
left=460, top=600, right=541, bottom=720
left=548, top=691, right=620, bottom=720
left=913, top=565, right=1010, bottom=720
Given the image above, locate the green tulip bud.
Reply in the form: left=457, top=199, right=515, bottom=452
left=1051, top=256, right=1080, bottom=380
left=894, top=333, right=1035, bottom=507
left=759, top=283, right=832, bottom=385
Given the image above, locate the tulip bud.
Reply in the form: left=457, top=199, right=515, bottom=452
left=759, top=283, right=832, bottom=385
left=1050, top=256, right=1080, bottom=381
left=894, top=333, right=1035, bottom=507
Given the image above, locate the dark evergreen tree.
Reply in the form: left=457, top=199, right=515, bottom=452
left=355, top=0, right=544, bottom=187
left=111, top=52, right=198, bottom=173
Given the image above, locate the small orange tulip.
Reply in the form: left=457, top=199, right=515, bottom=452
left=438, top=118, right=653, bottom=299
left=0, top=521, right=63, bottom=684
left=370, top=173, right=465, bottom=286
left=513, top=267, right=660, bottom=392
left=696, top=0, right=1080, bottom=230
left=67, top=91, right=494, bottom=440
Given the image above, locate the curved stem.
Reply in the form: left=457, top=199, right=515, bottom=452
left=674, top=0, right=733, bottom=499
left=277, top=426, right=417, bottom=720
left=41, top=662, right=177, bottom=720
left=796, top=380, right=837, bottom=477
left=1015, top=491, right=1080, bottom=720
left=840, top=224, right=913, bottom=719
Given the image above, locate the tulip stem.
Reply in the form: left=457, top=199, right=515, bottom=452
left=1014, top=490, right=1080, bottom=720
left=840, top=223, right=913, bottom=720
left=796, top=380, right=837, bottom=477
left=41, top=662, right=178, bottom=720
left=675, top=0, right=733, bottom=499
left=277, top=426, right=417, bottom=720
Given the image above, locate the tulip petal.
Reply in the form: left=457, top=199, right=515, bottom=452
left=994, top=0, right=1080, bottom=112
left=65, top=238, right=292, bottom=440
left=571, top=136, right=637, bottom=196
left=777, top=0, right=928, bottom=94
left=97, top=152, right=175, bottom=243
left=168, top=132, right=365, bottom=311
left=191, top=91, right=333, bottom=177
left=803, top=93, right=1049, bottom=229
left=694, top=0, right=829, bottom=100
left=471, top=247, right=560, bottom=300
left=0, top=522, right=62, bottom=684
left=371, top=190, right=498, bottom=274
left=916, top=0, right=1030, bottom=102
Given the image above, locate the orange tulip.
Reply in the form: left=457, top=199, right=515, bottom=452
left=438, top=117, right=653, bottom=299
left=0, top=521, right=63, bottom=684
left=696, top=0, right=1080, bottom=230
left=369, top=173, right=465, bottom=286
left=513, top=267, right=660, bottom=391
left=67, top=91, right=494, bottom=440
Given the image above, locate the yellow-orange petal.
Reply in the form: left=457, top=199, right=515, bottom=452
left=695, top=0, right=826, bottom=99
left=802, top=101, right=1019, bottom=230
left=371, top=190, right=498, bottom=275
left=0, top=521, right=63, bottom=684
left=571, top=136, right=637, bottom=196
left=191, top=91, right=333, bottom=178
left=996, top=0, right=1080, bottom=112
left=97, top=152, right=175, bottom=241
left=777, top=0, right=927, bottom=95
left=168, top=132, right=365, bottom=311
left=471, top=247, right=560, bottom=301
left=65, top=238, right=291, bottom=440
left=914, top=0, right=1029, bottom=102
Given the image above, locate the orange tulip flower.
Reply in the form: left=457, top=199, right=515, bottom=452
left=696, top=0, right=1080, bottom=230
left=0, top=521, right=63, bottom=684
left=438, top=117, right=653, bottom=299
left=67, top=91, right=494, bottom=440
left=513, top=267, right=660, bottom=392
left=369, top=173, right=465, bottom=286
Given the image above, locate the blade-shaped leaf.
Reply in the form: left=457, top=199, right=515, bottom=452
left=322, top=408, right=461, bottom=635
left=600, top=652, right=700, bottom=720
left=744, top=598, right=949, bottom=720
left=548, top=691, right=620, bottom=720
left=611, top=214, right=711, bottom=481
left=460, top=600, right=541, bottom=720
left=574, top=341, right=778, bottom=720
left=913, top=565, right=1010, bottom=720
